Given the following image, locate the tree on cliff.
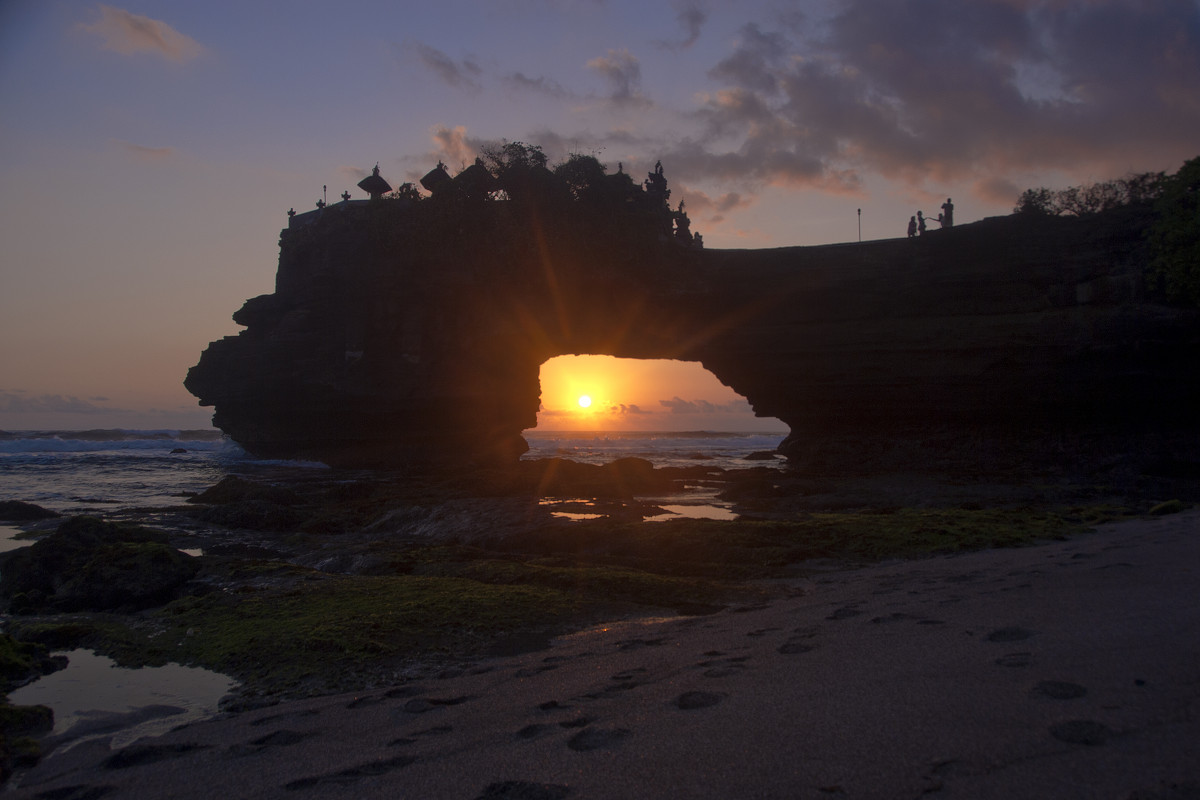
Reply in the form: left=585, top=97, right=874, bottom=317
left=1147, top=156, right=1200, bottom=307
left=1014, top=171, right=1165, bottom=216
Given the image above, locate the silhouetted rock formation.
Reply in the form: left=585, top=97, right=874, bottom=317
left=186, top=164, right=1200, bottom=473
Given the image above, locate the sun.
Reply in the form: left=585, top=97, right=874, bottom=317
left=577, top=394, right=592, bottom=409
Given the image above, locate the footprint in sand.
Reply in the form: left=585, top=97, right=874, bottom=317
left=515, top=664, right=559, bottom=678
left=558, top=716, right=591, bottom=729
left=986, top=626, right=1035, bottom=642
left=402, top=695, right=475, bottom=714
left=747, top=627, right=782, bottom=637
left=1049, top=719, right=1114, bottom=746
left=229, top=729, right=314, bottom=757
left=247, top=707, right=321, bottom=727
left=283, top=754, right=416, bottom=791
left=567, top=727, right=631, bottom=751
left=826, top=606, right=863, bottom=621
left=995, top=652, right=1034, bottom=667
left=1034, top=680, right=1087, bottom=700
left=778, top=626, right=820, bottom=655
left=346, top=694, right=386, bottom=709
left=474, top=781, right=571, bottom=800
left=674, top=691, right=726, bottom=710
left=696, top=655, right=751, bottom=678
left=101, top=743, right=212, bottom=770
left=616, top=637, right=669, bottom=651
left=516, top=723, right=550, bottom=740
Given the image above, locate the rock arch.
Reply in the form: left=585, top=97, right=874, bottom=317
left=186, top=163, right=1200, bottom=472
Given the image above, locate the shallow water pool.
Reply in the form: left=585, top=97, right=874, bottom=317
left=9, top=649, right=237, bottom=749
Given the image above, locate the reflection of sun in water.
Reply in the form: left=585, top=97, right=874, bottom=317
left=577, top=395, right=592, bottom=409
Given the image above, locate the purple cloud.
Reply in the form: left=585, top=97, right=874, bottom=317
left=78, top=5, right=203, bottom=62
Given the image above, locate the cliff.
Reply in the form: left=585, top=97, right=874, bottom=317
left=186, top=180, right=1200, bottom=473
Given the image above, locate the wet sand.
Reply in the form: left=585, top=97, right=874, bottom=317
left=9, top=510, right=1200, bottom=799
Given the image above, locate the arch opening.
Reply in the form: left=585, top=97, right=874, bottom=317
left=529, top=354, right=786, bottom=434
left=523, top=354, right=787, bottom=468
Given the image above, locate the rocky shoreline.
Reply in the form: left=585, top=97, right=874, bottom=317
left=5, top=502, right=1198, bottom=799
left=2, top=455, right=1198, bottom=789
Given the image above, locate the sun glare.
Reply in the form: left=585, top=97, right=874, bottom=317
left=577, top=395, right=592, bottom=408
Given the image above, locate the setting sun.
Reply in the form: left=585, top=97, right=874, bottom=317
left=577, top=395, right=592, bottom=408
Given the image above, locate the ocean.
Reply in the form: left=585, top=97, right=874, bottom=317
left=0, top=428, right=787, bottom=518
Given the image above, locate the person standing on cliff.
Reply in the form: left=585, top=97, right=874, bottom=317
left=907, top=216, right=917, bottom=238
left=917, top=211, right=927, bottom=235
left=941, top=198, right=954, bottom=227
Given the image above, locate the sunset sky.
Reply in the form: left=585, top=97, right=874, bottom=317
left=1, top=1, right=1197, bottom=432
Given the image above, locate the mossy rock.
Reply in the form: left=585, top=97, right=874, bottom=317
left=1149, top=499, right=1187, bottom=516
left=0, top=516, right=198, bottom=613
left=0, top=702, right=54, bottom=782
left=0, top=634, right=64, bottom=692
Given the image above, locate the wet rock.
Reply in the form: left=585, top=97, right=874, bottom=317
left=0, top=500, right=60, bottom=521
left=187, top=475, right=302, bottom=506
left=187, top=500, right=304, bottom=532
left=0, top=516, right=199, bottom=613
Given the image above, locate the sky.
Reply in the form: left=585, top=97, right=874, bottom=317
left=1, top=0, right=1197, bottom=433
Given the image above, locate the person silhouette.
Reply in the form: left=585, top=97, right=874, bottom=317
left=907, top=216, right=917, bottom=238
left=917, top=211, right=927, bottom=235
left=941, top=198, right=954, bottom=227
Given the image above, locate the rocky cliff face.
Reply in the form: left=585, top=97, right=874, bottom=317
left=186, top=193, right=1200, bottom=472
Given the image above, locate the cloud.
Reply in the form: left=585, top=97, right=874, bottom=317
left=427, top=125, right=481, bottom=169
left=677, top=186, right=755, bottom=224
left=411, top=42, right=482, bottom=91
left=505, top=71, right=573, bottom=99
left=656, top=1, right=709, bottom=50
left=659, top=396, right=750, bottom=414
left=337, top=165, right=371, bottom=184
left=113, top=139, right=176, bottom=161
left=709, top=22, right=790, bottom=93
left=677, top=0, right=1200, bottom=198
left=0, top=392, right=108, bottom=414
left=78, top=5, right=203, bottom=62
left=587, top=48, right=651, bottom=107
left=613, top=403, right=650, bottom=415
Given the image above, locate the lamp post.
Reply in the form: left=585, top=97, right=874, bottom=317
left=857, top=208, right=861, bottom=242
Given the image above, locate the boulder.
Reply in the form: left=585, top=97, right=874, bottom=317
left=0, top=501, right=59, bottom=521
left=0, top=516, right=198, bottom=613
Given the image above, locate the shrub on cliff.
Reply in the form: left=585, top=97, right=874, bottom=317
left=1147, top=156, right=1200, bottom=307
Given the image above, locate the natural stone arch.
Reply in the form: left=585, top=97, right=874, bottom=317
left=186, top=157, right=1200, bottom=472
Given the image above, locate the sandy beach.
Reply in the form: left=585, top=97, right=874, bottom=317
left=8, top=509, right=1199, bottom=799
